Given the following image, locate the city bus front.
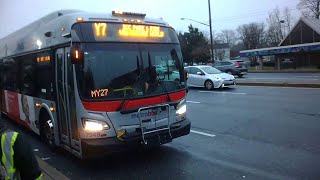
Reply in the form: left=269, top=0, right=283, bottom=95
left=70, top=19, right=190, bottom=157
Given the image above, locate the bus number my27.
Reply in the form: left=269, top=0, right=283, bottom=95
left=91, top=89, right=109, bottom=98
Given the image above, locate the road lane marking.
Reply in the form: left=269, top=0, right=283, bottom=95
left=199, top=91, right=247, bottom=95
left=186, top=100, right=201, bottom=104
left=190, top=130, right=216, bottom=137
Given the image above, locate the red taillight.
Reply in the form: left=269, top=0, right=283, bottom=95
left=235, top=62, right=241, bottom=68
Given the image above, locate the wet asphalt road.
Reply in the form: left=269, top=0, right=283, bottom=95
left=4, top=86, right=320, bottom=180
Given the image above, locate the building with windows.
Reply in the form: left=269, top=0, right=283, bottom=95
left=240, top=17, right=320, bottom=70
left=213, top=43, right=230, bottom=61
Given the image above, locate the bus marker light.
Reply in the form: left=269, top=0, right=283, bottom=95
left=35, top=103, right=41, bottom=107
left=112, top=11, right=146, bottom=17
left=49, top=107, right=55, bottom=112
left=76, top=17, right=84, bottom=22
left=75, top=50, right=79, bottom=59
left=113, top=10, right=123, bottom=15
left=123, top=19, right=128, bottom=22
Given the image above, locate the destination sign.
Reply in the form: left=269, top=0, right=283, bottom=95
left=72, top=22, right=179, bottom=43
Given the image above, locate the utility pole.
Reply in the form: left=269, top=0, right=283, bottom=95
left=208, top=0, right=214, bottom=63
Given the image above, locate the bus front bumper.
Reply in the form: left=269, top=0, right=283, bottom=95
left=81, top=119, right=191, bottom=158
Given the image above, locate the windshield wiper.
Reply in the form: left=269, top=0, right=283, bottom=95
left=148, top=53, right=172, bottom=102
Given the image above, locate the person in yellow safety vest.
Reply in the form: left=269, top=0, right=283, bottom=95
left=0, top=115, right=43, bottom=180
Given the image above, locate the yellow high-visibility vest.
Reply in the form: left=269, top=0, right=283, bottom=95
left=0, top=132, right=43, bottom=180
left=1, top=131, right=19, bottom=180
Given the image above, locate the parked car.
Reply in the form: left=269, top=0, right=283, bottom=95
left=281, top=58, right=295, bottom=69
left=233, top=57, right=251, bottom=67
left=184, top=66, right=235, bottom=90
left=213, top=60, right=248, bottom=77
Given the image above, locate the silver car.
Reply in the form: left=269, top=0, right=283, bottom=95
left=185, top=66, right=236, bottom=90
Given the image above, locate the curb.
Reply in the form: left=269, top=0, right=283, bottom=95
left=36, top=156, right=69, bottom=180
left=236, top=82, right=320, bottom=88
left=248, top=71, right=320, bottom=73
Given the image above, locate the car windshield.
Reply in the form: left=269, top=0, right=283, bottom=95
left=201, top=66, right=221, bottom=74
left=75, top=43, right=185, bottom=100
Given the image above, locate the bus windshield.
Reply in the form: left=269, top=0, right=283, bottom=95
left=75, top=43, right=186, bottom=100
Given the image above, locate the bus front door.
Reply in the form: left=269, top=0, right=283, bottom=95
left=55, top=48, right=80, bottom=153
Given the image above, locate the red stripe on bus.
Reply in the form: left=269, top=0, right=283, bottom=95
left=81, top=101, right=123, bottom=112
left=5, top=112, right=30, bottom=129
left=168, top=90, right=186, bottom=101
left=82, top=90, right=186, bottom=112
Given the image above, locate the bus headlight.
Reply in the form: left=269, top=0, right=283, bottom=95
left=82, top=119, right=110, bottom=131
left=176, top=104, right=186, bottom=115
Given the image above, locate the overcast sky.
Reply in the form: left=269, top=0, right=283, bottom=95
left=0, top=0, right=301, bottom=38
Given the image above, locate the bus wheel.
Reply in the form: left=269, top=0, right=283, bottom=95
left=40, top=114, right=56, bottom=149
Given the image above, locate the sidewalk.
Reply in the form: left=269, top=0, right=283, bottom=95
left=236, top=79, right=320, bottom=88
left=36, top=156, right=69, bottom=180
left=248, top=68, right=320, bottom=73
left=249, top=70, right=320, bottom=73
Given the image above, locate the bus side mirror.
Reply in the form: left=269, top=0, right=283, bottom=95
left=70, top=45, right=84, bottom=64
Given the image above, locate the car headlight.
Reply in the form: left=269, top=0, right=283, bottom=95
left=82, top=119, right=110, bottom=131
left=176, top=104, right=186, bottom=115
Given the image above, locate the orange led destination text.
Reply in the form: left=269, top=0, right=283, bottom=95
left=118, top=24, right=165, bottom=38
left=37, top=56, right=50, bottom=63
left=94, top=23, right=107, bottom=37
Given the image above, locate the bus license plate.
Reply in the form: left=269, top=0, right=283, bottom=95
left=144, top=119, right=156, bottom=130
left=140, top=108, right=158, bottom=130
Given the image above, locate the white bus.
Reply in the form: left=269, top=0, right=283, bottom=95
left=0, top=10, right=190, bottom=158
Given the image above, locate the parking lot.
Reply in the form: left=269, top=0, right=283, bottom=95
left=4, top=85, right=320, bottom=180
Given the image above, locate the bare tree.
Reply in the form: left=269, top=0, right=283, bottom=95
left=266, top=7, right=283, bottom=46
left=217, top=29, right=237, bottom=46
left=215, top=49, right=226, bottom=61
left=265, top=7, right=295, bottom=46
left=283, top=7, right=293, bottom=34
left=298, top=0, right=320, bottom=19
left=237, top=22, right=265, bottom=50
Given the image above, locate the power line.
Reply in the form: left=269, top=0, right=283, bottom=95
left=211, top=5, right=299, bottom=22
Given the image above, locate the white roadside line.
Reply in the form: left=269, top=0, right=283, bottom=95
left=190, top=130, right=216, bottom=137
left=198, top=91, right=247, bottom=95
left=186, top=100, right=201, bottom=104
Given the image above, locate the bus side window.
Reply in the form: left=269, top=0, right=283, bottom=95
left=20, top=54, right=36, bottom=96
left=3, top=58, right=18, bottom=92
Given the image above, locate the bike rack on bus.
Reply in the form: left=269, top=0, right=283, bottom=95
left=137, top=104, right=171, bottom=145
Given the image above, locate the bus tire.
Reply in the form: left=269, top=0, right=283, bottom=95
left=40, top=111, right=56, bottom=150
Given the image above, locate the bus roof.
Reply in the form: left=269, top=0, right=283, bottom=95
left=0, top=10, right=171, bottom=58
